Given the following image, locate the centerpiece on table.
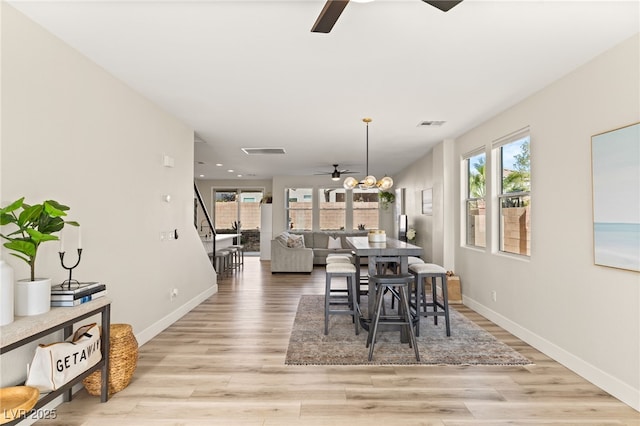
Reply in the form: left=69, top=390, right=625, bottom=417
left=0, top=198, right=79, bottom=316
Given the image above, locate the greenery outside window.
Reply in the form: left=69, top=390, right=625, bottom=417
left=495, top=131, right=531, bottom=256
left=464, top=151, right=486, bottom=248
left=285, top=188, right=312, bottom=231
left=319, top=188, right=346, bottom=230
left=353, top=188, right=379, bottom=230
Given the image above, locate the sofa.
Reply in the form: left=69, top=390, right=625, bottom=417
left=270, top=230, right=367, bottom=273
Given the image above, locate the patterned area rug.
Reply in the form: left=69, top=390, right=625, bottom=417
left=285, top=295, right=533, bottom=366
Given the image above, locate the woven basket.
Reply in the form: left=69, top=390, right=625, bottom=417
left=83, top=323, right=138, bottom=396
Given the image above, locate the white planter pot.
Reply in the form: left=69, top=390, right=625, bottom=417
left=15, top=277, right=51, bottom=316
left=0, top=260, right=15, bottom=325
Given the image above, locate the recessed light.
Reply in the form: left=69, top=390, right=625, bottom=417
left=199, top=174, right=205, bottom=178
left=237, top=174, right=243, bottom=177
left=227, top=169, right=234, bottom=173
left=216, top=163, right=223, bottom=167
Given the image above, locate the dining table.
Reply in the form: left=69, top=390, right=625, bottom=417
left=345, top=236, right=423, bottom=342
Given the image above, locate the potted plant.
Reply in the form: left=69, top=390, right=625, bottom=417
left=0, top=198, right=79, bottom=316
left=260, top=193, right=273, bottom=204
left=379, top=191, right=395, bottom=210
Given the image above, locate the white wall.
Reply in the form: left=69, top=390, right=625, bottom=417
left=1, top=3, right=216, bottom=386
left=393, top=140, right=455, bottom=270
left=397, top=34, right=640, bottom=410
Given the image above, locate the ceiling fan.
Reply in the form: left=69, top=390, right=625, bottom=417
left=311, top=0, right=463, bottom=33
left=315, top=164, right=359, bottom=181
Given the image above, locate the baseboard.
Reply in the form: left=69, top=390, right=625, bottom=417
left=463, top=295, right=639, bottom=412
left=135, top=284, right=218, bottom=346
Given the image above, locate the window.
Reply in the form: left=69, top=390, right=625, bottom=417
left=213, top=189, right=263, bottom=232
left=214, top=190, right=238, bottom=231
left=353, top=188, right=379, bottom=230
left=496, top=133, right=531, bottom=256
left=319, top=188, right=346, bottom=230
left=285, top=188, right=312, bottom=231
left=285, top=187, right=380, bottom=232
left=238, top=190, right=262, bottom=231
left=464, top=152, right=486, bottom=248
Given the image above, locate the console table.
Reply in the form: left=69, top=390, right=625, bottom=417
left=0, top=297, right=111, bottom=425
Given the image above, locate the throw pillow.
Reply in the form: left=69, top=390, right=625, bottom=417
left=327, top=236, right=342, bottom=249
left=275, top=231, right=290, bottom=246
left=287, top=234, right=305, bottom=249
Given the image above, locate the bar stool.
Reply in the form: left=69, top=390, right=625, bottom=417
left=324, top=262, right=359, bottom=336
left=214, top=249, right=231, bottom=278
left=366, top=274, right=419, bottom=362
left=409, top=263, right=450, bottom=337
left=229, top=244, right=244, bottom=269
left=326, top=253, right=352, bottom=264
left=227, top=246, right=238, bottom=271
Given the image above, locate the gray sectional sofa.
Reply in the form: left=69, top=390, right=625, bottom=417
left=270, top=230, right=367, bottom=273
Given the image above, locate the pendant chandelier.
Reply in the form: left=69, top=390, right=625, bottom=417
left=343, top=118, right=393, bottom=191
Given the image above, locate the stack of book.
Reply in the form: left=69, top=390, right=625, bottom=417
left=50, top=282, right=107, bottom=307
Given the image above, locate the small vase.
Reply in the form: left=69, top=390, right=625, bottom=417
left=0, top=260, right=15, bottom=325
left=15, top=277, right=52, bottom=316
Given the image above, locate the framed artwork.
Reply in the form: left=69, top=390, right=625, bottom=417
left=422, top=188, right=433, bottom=215
left=591, top=122, right=640, bottom=272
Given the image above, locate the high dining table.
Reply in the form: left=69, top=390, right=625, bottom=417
left=345, top=236, right=423, bottom=342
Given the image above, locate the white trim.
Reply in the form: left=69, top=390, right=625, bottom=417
left=492, top=125, right=530, bottom=148
left=463, top=295, right=640, bottom=412
left=462, top=146, right=485, bottom=160
left=135, top=284, right=218, bottom=346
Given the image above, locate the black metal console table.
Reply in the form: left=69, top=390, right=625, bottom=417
left=0, top=297, right=111, bottom=425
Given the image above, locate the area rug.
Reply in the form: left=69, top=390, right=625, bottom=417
left=285, top=295, right=533, bottom=366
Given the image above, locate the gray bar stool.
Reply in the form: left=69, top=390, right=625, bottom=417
left=214, top=249, right=231, bottom=278
left=324, top=262, right=359, bottom=336
left=366, top=274, right=419, bottom=362
left=229, top=244, right=244, bottom=268
left=326, top=253, right=352, bottom=264
left=409, top=263, right=450, bottom=337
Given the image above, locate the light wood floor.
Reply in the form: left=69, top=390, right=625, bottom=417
left=40, top=257, right=639, bottom=425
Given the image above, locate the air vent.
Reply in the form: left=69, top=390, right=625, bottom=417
left=241, top=148, right=286, bottom=155
left=418, top=120, right=446, bottom=127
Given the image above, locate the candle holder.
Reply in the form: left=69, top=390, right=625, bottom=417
left=59, top=249, right=83, bottom=289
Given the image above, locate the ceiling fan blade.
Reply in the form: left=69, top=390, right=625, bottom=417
left=311, top=0, right=350, bottom=33
left=422, top=0, right=463, bottom=12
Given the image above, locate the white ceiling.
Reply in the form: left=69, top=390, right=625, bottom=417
left=8, top=0, right=639, bottom=181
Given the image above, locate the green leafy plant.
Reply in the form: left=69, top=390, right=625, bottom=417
left=260, top=193, right=273, bottom=204
left=0, top=198, right=79, bottom=281
left=379, top=191, right=395, bottom=210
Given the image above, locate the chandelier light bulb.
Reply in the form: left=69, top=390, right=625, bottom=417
left=378, top=176, right=393, bottom=190
left=343, top=176, right=358, bottom=189
left=363, top=175, right=377, bottom=188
